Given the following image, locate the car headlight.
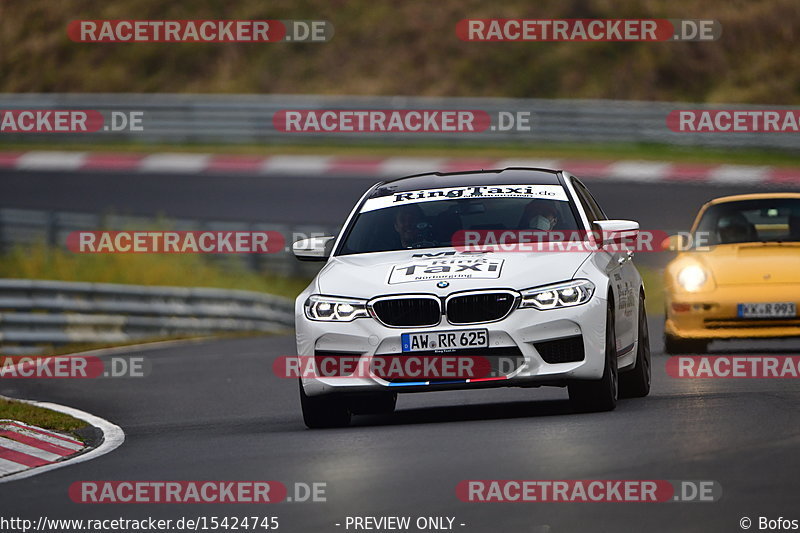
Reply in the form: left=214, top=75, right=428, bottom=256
left=520, top=279, right=595, bottom=310
left=304, top=295, right=370, bottom=322
left=677, top=265, right=707, bottom=292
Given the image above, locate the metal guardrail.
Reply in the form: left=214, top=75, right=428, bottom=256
left=0, top=93, right=796, bottom=150
left=0, top=279, right=296, bottom=355
left=0, top=207, right=338, bottom=277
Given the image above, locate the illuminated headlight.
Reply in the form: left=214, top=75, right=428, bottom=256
left=305, top=295, right=369, bottom=322
left=677, top=265, right=707, bottom=292
left=520, top=280, right=595, bottom=310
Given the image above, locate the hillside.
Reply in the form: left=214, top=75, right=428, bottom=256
left=0, top=0, right=798, bottom=103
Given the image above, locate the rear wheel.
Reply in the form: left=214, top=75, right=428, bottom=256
left=299, top=380, right=351, bottom=429
left=663, top=333, right=708, bottom=355
left=568, top=303, right=618, bottom=412
left=619, top=295, right=651, bottom=398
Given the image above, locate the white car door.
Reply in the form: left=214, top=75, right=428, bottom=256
left=570, top=178, right=638, bottom=354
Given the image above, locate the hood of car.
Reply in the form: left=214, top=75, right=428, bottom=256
left=316, top=248, right=592, bottom=298
left=688, top=242, right=800, bottom=285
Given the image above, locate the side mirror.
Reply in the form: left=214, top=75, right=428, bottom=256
left=592, top=220, right=639, bottom=249
left=292, top=236, right=335, bottom=262
left=664, top=234, right=687, bottom=252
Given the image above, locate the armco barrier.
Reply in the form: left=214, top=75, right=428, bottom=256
left=0, top=93, right=796, bottom=150
left=0, top=279, right=295, bottom=355
left=0, top=207, right=338, bottom=277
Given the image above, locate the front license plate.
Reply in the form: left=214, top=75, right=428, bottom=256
left=737, top=302, right=797, bottom=318
left=401, top=329, right=488, bottom=352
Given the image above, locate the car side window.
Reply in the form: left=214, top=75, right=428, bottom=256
left=573, top=179, right=608, bottom=221
left=584, top=189, right=608, bottom=221
left=571, top=178, right=603, bottom=223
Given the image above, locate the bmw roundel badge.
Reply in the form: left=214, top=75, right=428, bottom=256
left=437, top=281, right=450, bottom=288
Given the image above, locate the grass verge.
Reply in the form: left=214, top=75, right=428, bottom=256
left=0, top=241, right=311, bottom=300
left=639, top=265, right=665, bottom=316
left=0, top=397, right=86, bottom=438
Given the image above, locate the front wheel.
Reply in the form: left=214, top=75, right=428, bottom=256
left=299, top=380, right=351, bottom=429
left=568, top=303, right=618, bottom=412
left=619, top=295, right=651, bottom=398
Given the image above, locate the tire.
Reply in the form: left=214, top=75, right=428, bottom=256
left=663, top=332, right=708, bottom=355
left=568, top=303, right=618, bottom=412
left=299, top=380, right=351, bottom=429
left=348, top=392, right=397, bottom=415
left=619, top=295, right=651, bottom=398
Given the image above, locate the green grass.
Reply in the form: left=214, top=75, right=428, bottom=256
left=2, top=140, right=799, bottom=167
left=0, top=241, right=311, bottom=300
left=0, top=398, right=86, bottom=438
left=639, top=265, right=665, bottom=316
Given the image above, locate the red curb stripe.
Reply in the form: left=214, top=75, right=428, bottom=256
left=0, top=152, right=23, bottom=168
left=1, top=421, right=83, bottom=446
left=81, top=153, right=145, bottom=170
left=440, top=159, right=499, bottom=173
left=2, top=151, right=800, bottom=185
left=0, top=444, right=50, bottom=467
left=0, top=430, right=78, bottom=457
left=206, top=155, right=267, bottom=173
left=559, top=160, right=614, bottom=178
left=767, top=168, right=800, bottom=184
left=663, top=163, right=717, bottom=182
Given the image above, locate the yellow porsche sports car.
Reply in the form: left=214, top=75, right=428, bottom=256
left=663, top=193, right=800, bottom=354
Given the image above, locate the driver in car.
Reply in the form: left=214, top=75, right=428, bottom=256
left=394, top=204, right=431, bottom=248
left=520, top=199, right=559, bottom=231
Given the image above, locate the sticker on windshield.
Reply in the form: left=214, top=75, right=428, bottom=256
left=362, top=184, right=568, bottom=212
left=388, top=256, right=504, bottom=284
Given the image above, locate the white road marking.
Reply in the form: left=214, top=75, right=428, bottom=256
left=708, top=165, right=770, bottom=184
left=0, top=422, right=84, bottom=451
left=607, top=161, right=671, bottom=181
left=0, top=436, right=62, bottom=462
left=0, top=458, right=28, bottom=475
left=16, top=151, right=87, bottom=170
left=139, top=153, right=211, bottom=173
left=0, top=396, right=125, bottom=483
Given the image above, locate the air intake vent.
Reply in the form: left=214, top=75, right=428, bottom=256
left=370, top=297, right=441, bottom=327
left=447, top=291, right=516, bottom=324
left=534, top=336, right=585, bottom=364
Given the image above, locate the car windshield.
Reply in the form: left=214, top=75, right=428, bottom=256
left=694, top=198, right=800, bottom=245
left=338, top=186, right=581, bottom=255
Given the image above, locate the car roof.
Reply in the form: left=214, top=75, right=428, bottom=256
left=705, top=192, right=800, bottom=206
left=370, top=167, right=563, bottom=197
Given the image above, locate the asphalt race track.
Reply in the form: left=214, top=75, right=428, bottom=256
left=1, top=169, right=799, bottom=532
left=1, top=320, right=799, bottom=532
left=2, top=168, right=799, bottom=227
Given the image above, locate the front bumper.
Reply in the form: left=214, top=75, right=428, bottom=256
left=665, top=283, right=800, bottom=340
left=296, top=295, right=607, bottom=397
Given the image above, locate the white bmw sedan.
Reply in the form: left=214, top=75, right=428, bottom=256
left=293, top=168, right=650, bottom=428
